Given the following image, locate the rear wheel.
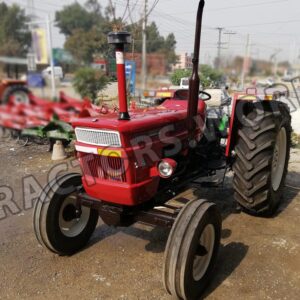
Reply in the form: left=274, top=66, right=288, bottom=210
left=33, top=173, right=99, bottom=255
left=2, top=85, right=30, bottom=104
left=233, top=101, right=291, bottom=216
left=163, top=199, right=221, bottom=300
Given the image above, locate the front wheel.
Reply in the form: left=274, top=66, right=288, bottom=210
left=33, top=173, right=99, bottom=255
left=163, top=199, right=222, bottom=300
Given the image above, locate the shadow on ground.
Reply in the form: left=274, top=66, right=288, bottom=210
left=83, top=222, right=170, bottom=255
left=79, top=170, right=299, bottom=297
left=203, top=242, right=249, bottom=299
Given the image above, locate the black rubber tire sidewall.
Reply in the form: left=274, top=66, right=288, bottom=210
left=2, top=85, right=30, bottom=104
left=45, top=176, right=98, bottom=255
left=182, top=205, right=221, bottom=300
left=268, top=117, right=291, bottom=212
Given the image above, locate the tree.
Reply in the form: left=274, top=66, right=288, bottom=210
left=127, top=22, right=178, bottom=66
left=55, top=1, right=116, bottom=64
left=161, top=33, right=178, bottom=67
left=55, top=2, right=96, bottom=36
left=199, top=64, right=223, bottom=88
left=64, top=27, right=107, bottom=64
left=170, top=69, right=192, bottom=86
left=86, top=0, right=102, bottom=15
left=0, top=3, right=31, bottom=56
left=55, top=1, right=177, bottom=67
left=73, top=67, right=109, bottom=103
left=170, top=65, right=223, bottom=88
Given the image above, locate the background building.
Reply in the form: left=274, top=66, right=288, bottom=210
left=173, top=53, right=193, bottom=70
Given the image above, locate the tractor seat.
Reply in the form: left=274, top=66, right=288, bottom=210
left=173, top=89, right=189, bottom=100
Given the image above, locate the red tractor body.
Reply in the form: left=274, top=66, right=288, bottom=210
left=73, top=99, right=206, bottom=206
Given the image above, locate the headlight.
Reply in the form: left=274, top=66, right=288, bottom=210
left=158, top=159, right=177, bottom=178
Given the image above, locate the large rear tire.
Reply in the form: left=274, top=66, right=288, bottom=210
left=233, top=101, right=291, bottom=216
left=2, top=85, right=30, bottom=104
left=163, top=199, right=222, bottom=300
left=33, top=173, right=99, bottom=255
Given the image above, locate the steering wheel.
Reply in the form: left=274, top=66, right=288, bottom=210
left=199, top=91, right=212, bottom=101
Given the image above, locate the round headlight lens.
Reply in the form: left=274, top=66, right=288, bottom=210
left=158, top=161, right=173, bottom=178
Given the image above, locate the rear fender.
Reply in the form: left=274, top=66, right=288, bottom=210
left=226, top=93, right=266, bottom=159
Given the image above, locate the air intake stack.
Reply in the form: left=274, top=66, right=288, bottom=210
left=107, top=31, right=132, bottom=120
left=187, top=0, right=205, bottom=142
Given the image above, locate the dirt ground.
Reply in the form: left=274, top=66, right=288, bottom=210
left=0, top=138, right=299, bottom=300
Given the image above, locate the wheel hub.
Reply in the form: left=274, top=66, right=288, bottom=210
left=13, top=91, right=29, bottom=104
left=59, top=195, right=91, bottom=238
left=193, top=224, right=215, bottom=281
left=62, top=204, right=81, bottom=222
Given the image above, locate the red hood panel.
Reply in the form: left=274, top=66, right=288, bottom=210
left=72, top=100, right=206, bottom=134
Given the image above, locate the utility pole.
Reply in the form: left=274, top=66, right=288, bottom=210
left=215, top=27, right=225, bottom=70
left=271, top=48, right=282, bottom=78
left=132, top=38, right=135, bottom=60
left=141, top=0, right=148, bottom=91
left=27, top=0, right=35, bottom=19
left=241, top=34, right=251, bottom=91
left=224, top=31, right=236, bottom=52
left=108, top=0, right=116, bottom=21
left=27, top=0, right=36, bottom=72
left=27, top=16, right=56, bottom=99
left=46, top=15, right=56, bottom=100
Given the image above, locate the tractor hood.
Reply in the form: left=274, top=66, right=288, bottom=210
left=72, top=101, right=206, bottom=135
left=72, top=107, right=188, bottom=135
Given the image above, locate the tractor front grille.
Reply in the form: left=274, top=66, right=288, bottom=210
left=80, top=153, right=127, bottom=183
left=75, top=128, right=121, bottom=147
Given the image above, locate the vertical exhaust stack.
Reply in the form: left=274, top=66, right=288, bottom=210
left=187, top=0, right=205, bottom=141
left=108, top=31, right=132, bottom=120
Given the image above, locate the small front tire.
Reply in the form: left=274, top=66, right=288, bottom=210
left=33, top=173, right=99, bottom=255
left=163, top=199, right=222, bottom=300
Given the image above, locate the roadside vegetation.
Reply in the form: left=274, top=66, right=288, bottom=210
left=170, top=65, right=224, bottom=88
left=73, top=67, right=110, bottom=104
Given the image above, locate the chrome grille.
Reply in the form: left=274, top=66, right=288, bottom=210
left=75, top=128, right=121, bottom=147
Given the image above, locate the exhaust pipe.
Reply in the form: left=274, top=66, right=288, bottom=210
left=187, top=0, right=205, bottom=141
left=108, top=31, right=132, bottom=120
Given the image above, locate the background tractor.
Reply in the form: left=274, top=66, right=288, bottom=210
left=33, top=1, right=292, bottom=299
left=0, top=79, right=30, bottom=104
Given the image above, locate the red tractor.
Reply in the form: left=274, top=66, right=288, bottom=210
left=33, top=1, right=292, bottom=299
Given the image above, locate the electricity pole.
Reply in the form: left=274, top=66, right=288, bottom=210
left=241, top=34, right=251, bottom=91
left=46, top=15, right=56, bottom=100
left=224, top=31, right=236, bottom=54
left=141, top=0, right=148, bottom=91
left=27, top=0, right=36, bottom=72
left=27, top=0, right=35, bottom=19
left=215, top=27, right=225, bottom=70
left=270, top=48, right=282, bottom=78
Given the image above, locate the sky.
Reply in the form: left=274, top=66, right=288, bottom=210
left=3, top=0, right=300, bottom=64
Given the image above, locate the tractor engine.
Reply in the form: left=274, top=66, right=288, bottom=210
left=73, top=101, right=206, bottom=206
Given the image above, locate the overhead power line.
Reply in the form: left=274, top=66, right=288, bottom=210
left=179, top=0, right=289, bottom=14
left=227, top=18, right=300, bottom=29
